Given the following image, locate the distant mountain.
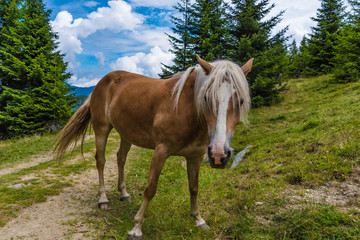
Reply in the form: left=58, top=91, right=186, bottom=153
left=71, top=86, right=95, bottom=96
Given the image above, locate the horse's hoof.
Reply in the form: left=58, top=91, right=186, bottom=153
left=199, top=223, right=210, bottom=230
left=120, top=196, right=131, bottom=202
left=128, top=234, right=142, bottom=240
left=98, top=202, right=110, bottom=209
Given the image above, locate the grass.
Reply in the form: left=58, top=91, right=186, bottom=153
left=0, top=133, right=55, bottom=168
left=233, top=75, right=360, bottom=186
left=1, top=74, right=360, bottom=239
left=91, top=75, right=360, bottom=239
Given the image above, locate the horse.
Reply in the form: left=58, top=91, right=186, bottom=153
left=53, top=55, right=253, bottom=240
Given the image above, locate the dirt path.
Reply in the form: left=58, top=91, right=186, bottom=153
left=0, top=135, right=95, bottom=177
left=0, top=142, right=119, bottom=240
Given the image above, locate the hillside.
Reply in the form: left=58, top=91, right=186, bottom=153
left=71, top=86, right=95, bottom=110
left=71, top=85, right=95, bottom=96
left=0, top=75, right=359, bottom=239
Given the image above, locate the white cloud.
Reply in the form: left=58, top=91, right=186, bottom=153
left=269, top=0, right=321, bottom=43
left=52, top=11, right=83, bottom=56
left=95, top=52, right=106, bottom=66
left=84, top=1, right=100, bottom=8
left=51, top=0, right=143, bottom=63
left=130, top=27, right=172, bottom=51
left=109, top=46, right=174, bottom=77
left=224, top=0, right=322, bottom=44
left=129, top=0, right=179, bottom=9
left=70, top=75, right=100, bottom=87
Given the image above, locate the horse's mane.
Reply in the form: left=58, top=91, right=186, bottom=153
left=172, top=60, right=251, bottom=124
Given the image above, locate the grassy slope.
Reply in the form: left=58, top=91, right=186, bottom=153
left=93, top=75, right=360, bottom=239
left=0, top=75, right=359, bottom=239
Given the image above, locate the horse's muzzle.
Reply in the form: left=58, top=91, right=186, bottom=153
left=207, top=146, right=231, bottom=169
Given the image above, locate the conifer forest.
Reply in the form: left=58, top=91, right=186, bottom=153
left=1, top=1, right=360, bottom=239
left=0, top=0, right=359, bottom=138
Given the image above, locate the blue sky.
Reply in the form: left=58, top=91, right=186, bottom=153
left=44, top=0, right=323, bottom=87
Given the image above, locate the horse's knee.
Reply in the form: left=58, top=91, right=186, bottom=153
left=95, top=152, right=106, bottom=164
left=189, top=187, right=198, bottom=196
left=144, top=185, right=157, bottom=200
left=116, top=150, right=122, bottom=160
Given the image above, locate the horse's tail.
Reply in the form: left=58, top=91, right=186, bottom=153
left=53, top=95, right=92, bottom=158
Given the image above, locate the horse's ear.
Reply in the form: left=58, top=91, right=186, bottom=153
left=196, top=55, right=213, bottom=75
left=241, top=58, right=254, bottom=75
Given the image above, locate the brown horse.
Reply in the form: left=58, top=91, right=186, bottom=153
left=54, top=55, right=253, bottom=239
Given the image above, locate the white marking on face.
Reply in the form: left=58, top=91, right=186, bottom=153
left=211, top=81, right=233, bottom=164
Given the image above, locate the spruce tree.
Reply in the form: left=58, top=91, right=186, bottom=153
left=191, top=0, right=229, bottom=61
left=0, top=0, right=74, bottom=137
left=159, top=0, right=195, bottom=78
left=0, top=0, right=22, bottom=91
left=228, top=0, right=289, bottom=107
left=286, top=39, right=300, bottom=78
left=160, top=0, right=229, bottom=78
left=333, top=0, right=360, bottom=83
left=304, top=0, right=346, bottom=76
left=298, top=35, right=311, bottom=76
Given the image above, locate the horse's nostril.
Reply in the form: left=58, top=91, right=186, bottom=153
left=207, top=146, right=213, bottom=156
left=227, top=149, right=231, bottom=156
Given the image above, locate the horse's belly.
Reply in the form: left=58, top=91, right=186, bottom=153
left=115, top=124, right=156, bottom=149
left=109, top=108, right=155, bottom=149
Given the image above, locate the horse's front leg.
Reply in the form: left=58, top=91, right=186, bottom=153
left=186, top=155, right=209, bottom=230
left=128, top=144, right=168, bottom=240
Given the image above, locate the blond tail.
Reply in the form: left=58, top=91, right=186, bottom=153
left=53, top=95, right=92, bottom=158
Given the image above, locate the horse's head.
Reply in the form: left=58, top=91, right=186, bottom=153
left=195, top=55, right=253, bottom=169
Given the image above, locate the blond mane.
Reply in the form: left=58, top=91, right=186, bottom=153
left=172, top=60, right=251, bottom=124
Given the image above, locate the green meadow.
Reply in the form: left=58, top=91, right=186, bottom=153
left=0, top=75, right=359, bottom=239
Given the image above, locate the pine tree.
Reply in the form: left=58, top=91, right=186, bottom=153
left=159, top=0, right=195, bottom=78
left=333, top=0, right=360, bottom=83
left=304, top=0, right=346, bottom=76
left=160, top=0, right=229, bottom=78
left=0, top=0, right=22, bottom=91
left=191, top=0, right=229, bottom=61
left=298, top=35, right=312, bottom=76
left=0, top=0, right=74, bottom=137
left=286, top=39, right=300, bottom=78
left=228, top=0, right=289, bottom=107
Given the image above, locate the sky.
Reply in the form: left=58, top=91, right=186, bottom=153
left=43, top=0, right=323, bottom=87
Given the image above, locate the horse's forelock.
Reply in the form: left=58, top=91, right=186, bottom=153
left=195, top=61, right=251, bottom=124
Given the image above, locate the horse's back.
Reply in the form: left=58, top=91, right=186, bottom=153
left=90, top=70, right=207, bottom=155
left=90, top=71, right=173, bottom=148
left=91, top=70, right=169, bottom=110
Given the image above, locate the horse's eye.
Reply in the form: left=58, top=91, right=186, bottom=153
left=236, top=99, right=244, bottom=111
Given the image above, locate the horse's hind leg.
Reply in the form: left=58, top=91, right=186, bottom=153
left=94, top=124, right=112, bottom=209
left=117, top=139, right=132, bottom=202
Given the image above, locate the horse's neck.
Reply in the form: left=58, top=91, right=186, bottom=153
left=183, top=70, right=196, bottom=89
left=168, top=70, right=210, bottom=146
left=176, top=69, right=197, bottom=88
